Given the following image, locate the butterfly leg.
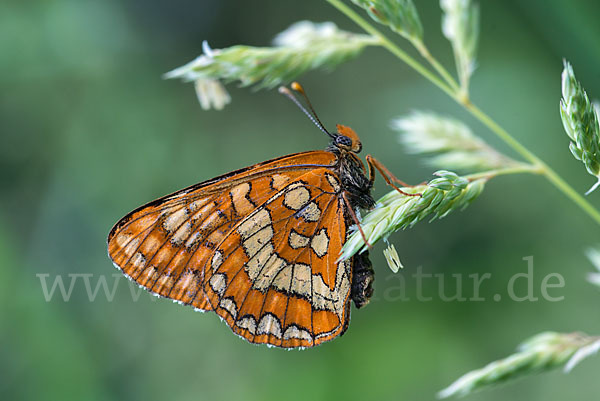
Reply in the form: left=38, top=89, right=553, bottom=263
left=351, top=250, right=374, bottom=309
left=342, top=192, right=373, bottom=249
left=366, top=155, right=422, bottom=197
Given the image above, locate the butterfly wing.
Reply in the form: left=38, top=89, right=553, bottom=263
left=108, top=151, right=352, bottom=347
left=203, top=170, right=351, bottom=348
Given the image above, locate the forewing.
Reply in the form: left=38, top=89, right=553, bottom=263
left=202, top=168, right=352, bottom=348
left=107, top=151, right=338, bottom=313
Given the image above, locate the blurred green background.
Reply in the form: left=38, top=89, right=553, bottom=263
left=2, top=0, right=600, bottom=400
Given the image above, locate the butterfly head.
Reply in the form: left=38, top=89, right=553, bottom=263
left=334, top=124, right=362, bottom=153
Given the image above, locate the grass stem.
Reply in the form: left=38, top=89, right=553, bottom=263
left=465, top=164, right=544, bottom=181
left=326, top=0, right=600, bottom=226
left=411, top=39, right=460, bottom=93
left=325, top=0, right=457, bottom=99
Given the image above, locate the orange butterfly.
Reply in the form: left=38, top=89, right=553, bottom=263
left=108, top=83, right=414, bottom=348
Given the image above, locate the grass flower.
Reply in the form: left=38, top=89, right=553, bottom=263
left=349, top=0, right=422, bottom=42
left=383, top=243, right=403, bottom=272
left=340, top=171, right=485, bottom=262
left=165, top=21, right=378, bottom=108
left=393, top=111, right=519, bottom=172
left=440, top=0, right=479, bottom=98
left=438, top=332, right=600, bottom=398
left=560, top=60, right=600, bottom=194
left=564, top=337, right=600, bottom=372
left=193, top=77, right=231, bottom=110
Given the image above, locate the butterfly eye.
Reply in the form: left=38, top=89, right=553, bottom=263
left=335, top=135, right=352, bottom=148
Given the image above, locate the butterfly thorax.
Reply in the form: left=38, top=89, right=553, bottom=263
left=328, top=146, right=375, bottom=211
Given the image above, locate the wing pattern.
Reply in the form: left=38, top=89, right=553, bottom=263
left=108, top=151, right=353, bottom=348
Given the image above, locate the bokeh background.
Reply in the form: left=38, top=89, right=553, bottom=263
left=3, top=0, right=600, bottom=400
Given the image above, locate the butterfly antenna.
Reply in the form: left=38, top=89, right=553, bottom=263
left=279, top=83, right=335, bottom=139
left=290, top=82, right=330, bottom=133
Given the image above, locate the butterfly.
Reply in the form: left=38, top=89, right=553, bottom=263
left=108, top=83, right=414, bottom=348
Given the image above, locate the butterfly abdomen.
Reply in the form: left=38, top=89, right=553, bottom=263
left=350, top=251, right=375, bottom=309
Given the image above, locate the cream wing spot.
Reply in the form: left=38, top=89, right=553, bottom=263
left=245, top=243, right=275, bottom=282
left=257, top=313, right=282, bottom=338
left=290, top=263, right=311, bottom=297
left=237, top=209, right=271, bottom=239
left=122, top=238, right=141, bottom=257
left=188, top=198, right=210, bottom=213
left=325, top=173, right=341, bottom=192
left=332, top=260, right=352, bottom=316
left=199, top=210, right=226, bottom=232
left=209, top=273, right=227, bottom=297
left=252, top=253, right=287, bottom=291
left=211, top=251, right=224, bottom=270
left=283, top=326, right=313, bottom=341
left=185, top=231, right=203, bottom=250
left=310, top=229, right=329, bottom=258
left=272, top=265, right=293, bottom=292
left=237, top=316, right=257, bottom=334
left=163, top=207, right=188, bottom=233
left=171, top=221, right=192, bottom=245
left=115, top=232, right=132, bottom=248
left=283, top=186, right=311, bottom=210
left=219, top=298, right=238, bottom=319
left=191, top=202, right=214, bottom=224
left=141, top=266, right=159, bottom=283
left=271, top=174, right=290, bottom=189
left=243, top=225, right=274, bottom=258
left=230, top=182, right=254, bottom=215
left=311, top=275, right=335, bottom=311
left=288, top=230, right=310, bottom=249
left=131, top=252, right=146, bottom=269
left=297, top=202, right=321, bottom=222
left=309, top=260, right=351, bottom=319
